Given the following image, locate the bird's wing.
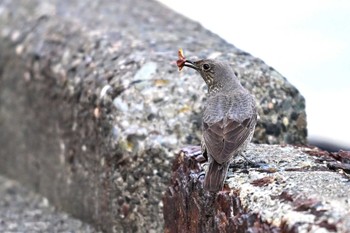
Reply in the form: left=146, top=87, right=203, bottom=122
left=202, top=94, right=257, bottom=164
left=203, top=115, right=257, bottom=164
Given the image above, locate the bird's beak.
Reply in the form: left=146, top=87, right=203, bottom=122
left=183, top=60, right=199, bottom=70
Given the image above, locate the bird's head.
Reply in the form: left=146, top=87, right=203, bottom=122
left=182, top=59, right=240, bottom=93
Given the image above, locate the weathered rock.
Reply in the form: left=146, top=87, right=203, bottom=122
left=0, top=175, right=98, bottom=232
left=164, top=145, right=350, bottom=233
left=0, top=0, right=307, bottom=232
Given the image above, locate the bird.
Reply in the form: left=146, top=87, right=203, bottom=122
left=179, top=57, right=257, bottom=192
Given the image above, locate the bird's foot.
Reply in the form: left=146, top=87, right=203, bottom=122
left=228, top=154, right=267, bottom=171
left=181, top=145, right=207, bottom=162
left=197, top=171, right=206, bottom=180
left=240, top=153, right=254, bottom=166
left=240, top=153, right=266, bottom=168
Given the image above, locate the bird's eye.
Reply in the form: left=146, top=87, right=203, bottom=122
left=202, top=63, right=210, bottom=71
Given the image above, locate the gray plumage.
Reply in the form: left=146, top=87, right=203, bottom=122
left=183, top=59, right=257, bottom=192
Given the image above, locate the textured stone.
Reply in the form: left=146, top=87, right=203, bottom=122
left=0, top=175, right=97, bottom=232
left=0, top=0, right=307, bottom=232
left=164, top=145, right=350, bottom=233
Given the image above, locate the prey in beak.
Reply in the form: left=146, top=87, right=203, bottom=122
left=176, top=48, right=198, bottom=71
left=182, top=60, right=198, bottom=70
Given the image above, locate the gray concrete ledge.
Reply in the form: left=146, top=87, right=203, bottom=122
left=0, top=0, right=308, bottom=232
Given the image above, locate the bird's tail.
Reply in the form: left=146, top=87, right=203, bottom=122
left=204, top=160, right=229, bottom=192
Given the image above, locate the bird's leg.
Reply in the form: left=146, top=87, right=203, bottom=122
left=181, top=145, right=207, bottom=162
left=200, top=139, right=208, bottom=161
left=239, top=152, right=265, bottom=168
left=181, top=145, right=207, bottom=182
left=228, top=152, right=257, bottom=170
left=196, top=153, right=211, bottom=181
left=240, top=152, right=254, bottom=165
left=197, top=171, right=206, bottom=180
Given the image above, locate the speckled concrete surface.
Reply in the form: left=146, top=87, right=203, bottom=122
left=228, top=144, right=350, bottom=232
left=0, top=175, right=97, bottom=233
left=0, top=0, right=308, bottom=232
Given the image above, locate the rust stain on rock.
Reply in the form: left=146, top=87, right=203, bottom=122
left=163, top=151, right=290, bottom=233
left=250, top=176, right=275, bottom=187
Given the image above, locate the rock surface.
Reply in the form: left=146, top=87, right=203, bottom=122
left=0, top=0, right=307, bottom=232
left=164, top=145, right=350, bottom=233
left=0, top=175, right=97, bottom=232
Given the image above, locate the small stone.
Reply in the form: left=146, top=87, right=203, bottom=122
left=268, top=102, right=274, bottom=109
left=40, top=198, right=49, bottom=207
left=23, top=72, right=31, bottom=82
left=133, top=62, right=157, bottom=81
left=15, top=44, right=24, bottom=55
left=271, top=115, right=278, bottom=124
left=154, top=79, right=169, bottom=87
left=94, top=107, right=101, bottom=118
left=112, top=126, right=120, bottom=140
left=10, top=30, right=20, bottom=41
left=100, top=157, right=105, bottom=166
left=100, top=85, right=112, bottom=99
left=113, top=97, right=128, bottom=112
left=178, top=105, right=191, bottom=114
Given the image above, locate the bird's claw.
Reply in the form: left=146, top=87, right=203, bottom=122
left=181, top=145, right=207, bottom=162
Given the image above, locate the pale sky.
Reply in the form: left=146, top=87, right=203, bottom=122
left=159, top=0, right=350, bottom=148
